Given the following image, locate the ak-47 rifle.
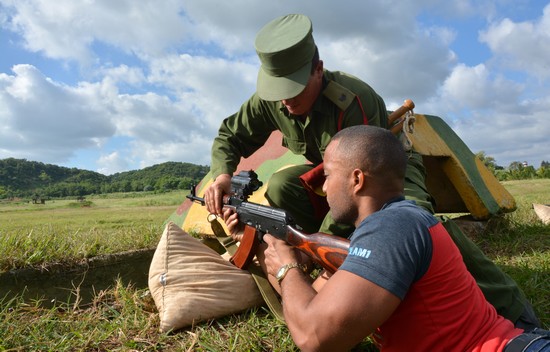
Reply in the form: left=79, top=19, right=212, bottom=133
left=187, top=170, right=349, bottom=273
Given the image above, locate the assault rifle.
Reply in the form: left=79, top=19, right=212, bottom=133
left=187, top=170, right=350, bottom=273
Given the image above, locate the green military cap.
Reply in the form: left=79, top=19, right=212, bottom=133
left=254, top=14, right=316, bottom=101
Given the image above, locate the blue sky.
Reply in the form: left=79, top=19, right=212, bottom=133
left=1, top=0, right=549, bottom=175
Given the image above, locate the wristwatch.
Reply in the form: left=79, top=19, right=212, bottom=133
left=275, top=262, right=306, bottom=284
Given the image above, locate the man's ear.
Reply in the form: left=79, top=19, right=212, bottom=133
left=352, top=169, right=365, bottom=192
left=315, top=60, right=324, bottom=75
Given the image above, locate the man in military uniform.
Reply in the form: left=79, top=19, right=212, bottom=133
left=203, top=13, right=539, bottom=330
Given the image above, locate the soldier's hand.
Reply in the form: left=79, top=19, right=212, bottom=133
left=222, top=207, right=243, bottom=242
left=203, top=174, right=231, bottom=216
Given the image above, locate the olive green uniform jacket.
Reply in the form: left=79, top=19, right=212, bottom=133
left=211, top=70, right=387, bottom=177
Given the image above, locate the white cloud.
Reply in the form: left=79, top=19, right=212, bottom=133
left=438, top=63, right=524, bottom=112
left=0, top=64, right=116, bottom=162
left=479, top=3, right=550, bottom=78
left=1, top=0, right=190, bottom=64
left=452, top=105, right=550, bottom=168
left=130, top=133, right=213, bottom=171
left=421, top=0, right=493, bottom=19
left=148, top=53, right=257, bottom=129
left=98, top=65, right=146, bottom=86
left=97, top=151, right=129, bottom=175
left=319, top=29, right=454, bottom=107
left=0, top=63, right=213, bottom=169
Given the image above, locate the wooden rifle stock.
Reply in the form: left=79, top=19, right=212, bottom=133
left=286, top=225, right=349, bottom=274
left=231, top=223, right=350, bottom=274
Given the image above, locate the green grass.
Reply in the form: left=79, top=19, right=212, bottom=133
left=0, top=191, right=186, bottom=272
left=0, top=283, right=297, bottom=351
left=481, top=179, right=550, bottom=326
left=0, top=181, right=548, bottom=351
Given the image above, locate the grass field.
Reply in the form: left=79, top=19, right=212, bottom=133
left=0, top=180, right=548, bottom=351
left=0, top=191, right=185, bottom=272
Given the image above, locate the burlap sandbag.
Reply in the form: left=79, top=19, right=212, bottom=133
left=148, top=221, right=264, bottom=332
left=533, top=203, right=550, bottom=225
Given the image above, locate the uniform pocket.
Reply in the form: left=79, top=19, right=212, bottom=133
left=282, top=136, right=306, bottom=155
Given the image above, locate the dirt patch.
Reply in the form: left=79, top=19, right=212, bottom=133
left=0, top=248, right=156, bottom=307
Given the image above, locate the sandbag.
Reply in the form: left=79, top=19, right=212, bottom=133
left=148, top=222, right=264, bottom=332
left=533, top=203, right=550, bottom=225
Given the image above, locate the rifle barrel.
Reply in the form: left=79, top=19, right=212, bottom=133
left=186, top=191, right=205, bottom=206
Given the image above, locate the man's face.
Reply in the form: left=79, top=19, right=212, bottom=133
left=280, top=62, right=323, bottom=116
left=322, top=141, right=357, bottom=225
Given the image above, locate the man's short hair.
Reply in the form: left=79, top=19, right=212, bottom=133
left=331, top=125, right=407, bottom=181
left=310, top=46, right=320, bottom=75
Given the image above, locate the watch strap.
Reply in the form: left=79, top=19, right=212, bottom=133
left=276, top=262, right=306, bottom=283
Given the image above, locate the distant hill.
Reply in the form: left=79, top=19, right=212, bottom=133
left=0, top=158, right=209, bottom=199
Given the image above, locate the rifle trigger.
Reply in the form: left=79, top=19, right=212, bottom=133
left=257, top=230, right=266, bottom=244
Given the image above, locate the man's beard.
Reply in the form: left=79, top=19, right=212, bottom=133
left=331, top=203, right=357, bottom=226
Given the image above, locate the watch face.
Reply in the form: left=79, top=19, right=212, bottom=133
left=277, top=266, right=287, bottom=279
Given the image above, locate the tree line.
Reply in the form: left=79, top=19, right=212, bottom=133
left=1, top=153, right=548, bottom=201
left=0, top=158, right=209, bottom=200
left=475, top=152, right=550, bottom=181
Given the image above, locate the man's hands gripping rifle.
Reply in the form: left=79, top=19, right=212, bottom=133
left=187, top=170, right=350, bottom=273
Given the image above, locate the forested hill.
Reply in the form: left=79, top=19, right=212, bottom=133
left=0, top=158, right=209, bottom=199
